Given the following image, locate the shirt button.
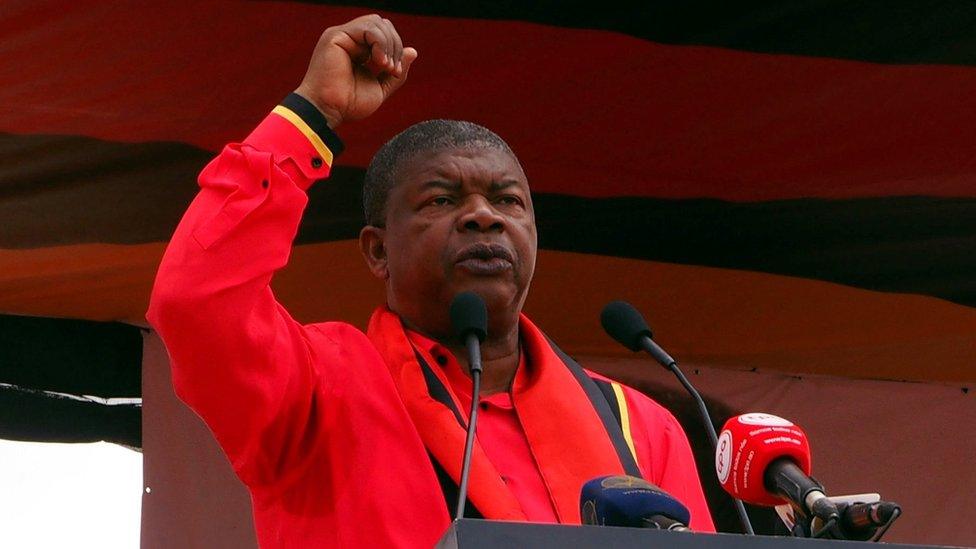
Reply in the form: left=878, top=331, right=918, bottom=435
left=435, top=354, right=447, bottom=366
left=479, top=402, right=489, bottom=410
left=311, top=157, right=323, bottom=169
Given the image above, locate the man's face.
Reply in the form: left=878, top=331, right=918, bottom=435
left=364, top=145, right=537, bottom=337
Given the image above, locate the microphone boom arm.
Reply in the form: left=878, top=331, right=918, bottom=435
left=455, top=332, right=483, bottom=520
left=638, top=336, right=756, bottom=535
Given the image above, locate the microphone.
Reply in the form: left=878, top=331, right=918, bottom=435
left=835, top=501, right=902, bottom=541
left=600, top=300, right=755, bottom=535
left=842, top=501, right=900, bottom=530
left=601, top=301, right=671, bottom=362
left=580, top=475, right=691, bottom=531
left=449, top=291, right=487, bottom=520
left=715, top=413, right=839, bottom=523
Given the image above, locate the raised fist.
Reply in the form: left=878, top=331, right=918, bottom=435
left=294, top=14, right=418, bottom=129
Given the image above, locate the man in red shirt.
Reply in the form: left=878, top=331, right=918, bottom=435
left=148, top=14, right=715, bottom=548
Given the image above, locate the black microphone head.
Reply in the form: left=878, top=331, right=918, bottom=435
left=874, top=502, right=900, bottom=524
left=600, top=300, right=653, bottom=351
left=450, top=291, right=487, bottom=343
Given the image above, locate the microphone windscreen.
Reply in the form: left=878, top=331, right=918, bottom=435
left=600, top=301, right=653, bottom=351
left=580, top=475, right=691, bottom=527
left=715, top=413, right=812, bottom=506
left=450, top=291, right=487, bottom=343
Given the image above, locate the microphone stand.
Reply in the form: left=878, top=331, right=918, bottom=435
left=456, top=332, right=483, bottom=520
left=638, top=336, right=756, bottom=535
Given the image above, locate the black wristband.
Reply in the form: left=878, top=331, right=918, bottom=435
left=280, top=93, right=345, bottom=156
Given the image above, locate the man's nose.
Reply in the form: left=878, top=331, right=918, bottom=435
left=458, top=196, right=504, bottom=232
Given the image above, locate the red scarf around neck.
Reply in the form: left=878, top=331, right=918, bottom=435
left=366, top=306, right=631, bottom=523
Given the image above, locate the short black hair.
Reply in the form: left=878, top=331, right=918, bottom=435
left=362, top=119, right=519, bottom=227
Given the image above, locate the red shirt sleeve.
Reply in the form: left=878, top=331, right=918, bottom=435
left=146, top=104, right=337, bottom=487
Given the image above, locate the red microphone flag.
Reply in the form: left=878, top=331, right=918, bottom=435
left=715, top=413, right=813, bottom=506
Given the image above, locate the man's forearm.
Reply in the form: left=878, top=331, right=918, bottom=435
left=146, top=98, right=340, bottom=482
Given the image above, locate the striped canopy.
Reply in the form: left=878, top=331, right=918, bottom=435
left=1, top=2, right=974, bottom=546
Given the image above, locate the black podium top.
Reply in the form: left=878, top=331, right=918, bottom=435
left=436, top=519, right=963, bottom=549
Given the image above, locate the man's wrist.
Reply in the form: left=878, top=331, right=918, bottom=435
left=244, top=93, right=345, bottom=186
left=275, top=93, right=345, bottom=159
left=293, top=87, right=344, bottom=129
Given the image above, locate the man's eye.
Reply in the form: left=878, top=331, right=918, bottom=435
left=430, top=196, right=454, bottom=206
left=496, top=195, right=522, bottom=206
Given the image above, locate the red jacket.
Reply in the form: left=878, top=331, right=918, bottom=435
left=148, top=100, right=715, bottom=547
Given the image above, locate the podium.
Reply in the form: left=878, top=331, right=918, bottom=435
left=436, top=519, right=959, bottom=549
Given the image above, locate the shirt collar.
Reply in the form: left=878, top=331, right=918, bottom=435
left=405, top=329, right=526, bottom=406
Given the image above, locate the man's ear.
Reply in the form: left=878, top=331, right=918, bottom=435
left=359, top=225, right=389, bottom=280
